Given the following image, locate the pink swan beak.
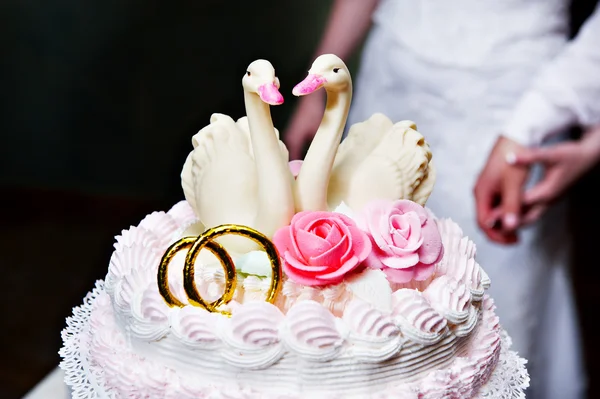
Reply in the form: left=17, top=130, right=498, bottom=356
left=257, top=83, right=284, bottom=105
left=292, top=74, right=327, bottom=96
left=288, top=160, right=303, bottom=178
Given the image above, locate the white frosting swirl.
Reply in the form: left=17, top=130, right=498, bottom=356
left=170, top=305, right=220, bottom=348
left=107, top=240, right=160, bottom=297
left=139, top=211, right=180, bottom=249
left=221, top=301, right=286, bottom=369
left=130, top=284, right=170, bottom=341
left=392, top=289, right=447, bottom=345
left=435, top=218, right=486, bottom=301
left=113, top=225, right=159, bottom=253
left=114, top=267, right=155, bottom=319
left=423, top=275, right=471, bottom=325
left=343, top=299, right=399, bottom=338
left=282, top=300, right=344, bottom=361
left=167, top=200, right=198, bottom=226
left=343, top=299, right=403, bottom=362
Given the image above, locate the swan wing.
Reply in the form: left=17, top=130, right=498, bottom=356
left=345, top=123, right=435, bottom=211
left=182, top=114, right=258, bottom=231
left=327, top=113, right=393, bottom=209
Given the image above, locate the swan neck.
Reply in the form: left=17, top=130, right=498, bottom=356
left=244, top=91, right=294, bottom=236
left=294, top=85, right=352, bottom=212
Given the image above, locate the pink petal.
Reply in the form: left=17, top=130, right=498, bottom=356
left=317, top=256, right=360, bottom=281
left=296, top=229, right=331, bottom=260
left=283, top=262, right=326, bottom=286
left=347, top=225, right=372, bottom=262
left=284, top=252, right=329, bottom=272
left=311, top=234, right=348, bottom=266
left=412, top=263, right=436, bottom=281
left=381, top=253, right=420, bottom=269
left=272, top=226, right=292, bottom=253
left=392, top=200, right=428, bottom=221
left=365, top=250, right=385, bottom=270
left=383, top=267, right=417, bottom=284
left=417, top=219, right=444, bottom=264
left=325, top=223, right=343, bottom=243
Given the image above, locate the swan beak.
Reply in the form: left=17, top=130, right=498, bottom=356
left=292, top=74, right=326, bottom=96
left=257, top=83, right=284, bottom=105
left=288, top=159, right=303, bottom=178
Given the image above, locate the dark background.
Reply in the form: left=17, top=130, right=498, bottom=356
left=1, top=1, right=598, bottom=398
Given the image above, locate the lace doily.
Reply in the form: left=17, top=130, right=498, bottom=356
left=60, top=281, right=529, bottom=399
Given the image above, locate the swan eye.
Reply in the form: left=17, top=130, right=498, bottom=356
left=246, top=71, right=251, bottom=76
left=333, top=68, right=340, bottom=73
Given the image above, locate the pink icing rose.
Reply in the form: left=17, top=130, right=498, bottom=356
left=273, top=211, right=371, bottom=286
left=357, top=199, right=444, bottom=283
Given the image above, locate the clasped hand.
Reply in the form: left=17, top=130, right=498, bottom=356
left=474, top=127, right=600, bottom=244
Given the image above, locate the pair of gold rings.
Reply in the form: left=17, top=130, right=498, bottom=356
left=157, top=224, right=282, bottom=316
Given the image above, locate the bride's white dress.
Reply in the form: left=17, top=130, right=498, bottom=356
left=347, top=1, right=600, bottom=398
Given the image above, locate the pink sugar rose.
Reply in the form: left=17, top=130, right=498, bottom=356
left=357, top=199, right=444, bottom=283
left=273, top=211, right=371, bottom=286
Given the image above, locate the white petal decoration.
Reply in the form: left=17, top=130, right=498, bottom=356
left=283, top=300, right=344, bottom=361
left=236, top=250, right=272, bottom=277
left=346, top=268, right=393, bottom=312
left=333, top=201, right=356, bottom=219
left=392, top=289, right=447, bottom=345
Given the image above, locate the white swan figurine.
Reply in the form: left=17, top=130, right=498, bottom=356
left=292, top=54, right=436, bottom=212
left=181, top=60, right=295, bottom=253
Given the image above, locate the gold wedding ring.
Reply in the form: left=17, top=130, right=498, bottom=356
left=157, top=224, right=282, bottom=316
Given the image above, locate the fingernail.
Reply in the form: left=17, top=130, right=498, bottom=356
left=505, top=152, right=517, bottom=165
left=503, top=213, right=519, bottom=229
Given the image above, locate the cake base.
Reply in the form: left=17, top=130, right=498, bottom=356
left=60, top=282, right=529, bottom=399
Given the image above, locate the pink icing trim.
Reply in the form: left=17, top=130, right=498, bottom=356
left=66, top=287, right=502, bottom=399
left=257, top=83, right=284, bottom=105
left=292, top=74, right=327, bottom=96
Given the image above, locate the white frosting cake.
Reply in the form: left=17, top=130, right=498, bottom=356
left=60, top=54, right=529, bottom=398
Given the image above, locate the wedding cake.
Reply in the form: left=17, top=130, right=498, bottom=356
left=59, top=54, right=529, bottom=398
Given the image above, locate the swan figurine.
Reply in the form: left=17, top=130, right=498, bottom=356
left=181, top=60, right=295, bottom=253
left=292, top=54, right=436, bottom=212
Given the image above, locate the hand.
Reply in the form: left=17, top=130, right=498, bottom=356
left=283, top=93, right=325, bottom=160
left=474, top=136, right=530, bottom=244
left=510, top=127, right=600, bottom=225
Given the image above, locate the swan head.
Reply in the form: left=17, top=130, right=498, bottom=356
left=292, top=54, right=351, bottom=96
left=242, top=60, right=284, bottom=105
